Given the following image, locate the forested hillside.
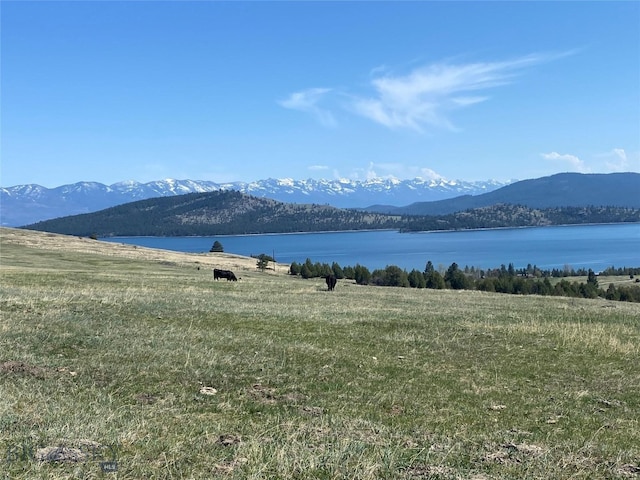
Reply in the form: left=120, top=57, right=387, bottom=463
left=24, top=190, right=640, bottom=237
left=24, top=191, right=402, bottom=236
left=400, top=204, right=640, bottom=232
left=367, top=172, right=640, bottom=215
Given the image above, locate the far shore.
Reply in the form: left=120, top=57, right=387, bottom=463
left=97, top=220, right=640, bottom=239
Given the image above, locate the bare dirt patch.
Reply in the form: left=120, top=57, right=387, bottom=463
left=299, top=405, right=324, bottom=416
left=35, top=440, right=106, bottom=463
left=214, top=456, right=248, bottom=474
left=0, top=360, right=47, bottom=377
left=135, top=393, right=158, bottom=405
left=482, top=442, right=546, bottom=465
left=616, top=464, right=640, bottom=477
left=216, top=434, right=241, bottom=446
left=247, top=384, right=312, bottom=410
left=248, top=383, right=278, bottom=404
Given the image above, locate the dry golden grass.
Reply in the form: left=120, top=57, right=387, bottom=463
left=0, top=227, right=290, bottom=275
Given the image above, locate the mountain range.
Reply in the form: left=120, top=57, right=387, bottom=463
left=3, top=172, right=638, bottom=228
left=21, top=173, right=640, bottom=237
left=364, top=172, right=640, bottom=215
left=0, top=177, right=508, bottom=227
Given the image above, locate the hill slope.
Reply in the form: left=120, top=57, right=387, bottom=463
left=23, top=190, right=404, bottom=237
left=366, top=172, right=640, bottom=215
left=0, top=226, right=286, bottom=273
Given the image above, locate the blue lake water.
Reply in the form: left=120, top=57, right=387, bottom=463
left=103, top=223, right=640, bottom=273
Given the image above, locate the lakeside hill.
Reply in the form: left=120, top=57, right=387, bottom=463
left=23, top=190, right=404, bottom=236
left=22, top=187, right=640, bottom=237
left=363, top=172, right=640, bottom=215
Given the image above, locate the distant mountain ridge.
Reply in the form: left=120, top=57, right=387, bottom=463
left=0, top=176, right=509, bottom=227
left=364, top=172, right=640, bottom=215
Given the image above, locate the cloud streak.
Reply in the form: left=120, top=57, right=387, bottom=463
left=279, top=88, right=336, bottom=127
left=281, top=52, right=571, bottom=132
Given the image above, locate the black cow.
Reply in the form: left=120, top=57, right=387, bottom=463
left=213, top=268, right=238, bottom=281
left=325, top=274, right=337, bottom=291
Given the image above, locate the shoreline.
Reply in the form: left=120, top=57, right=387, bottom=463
left=6, top=225, right=639, bottom=273
left=101, top=221, right=640, bottom=239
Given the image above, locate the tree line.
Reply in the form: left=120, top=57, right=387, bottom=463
left=399, top=205, right=640, bottom=232
left=288, top=259, right=640, bottom=303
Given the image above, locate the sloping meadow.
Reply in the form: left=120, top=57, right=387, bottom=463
left=1, top=232, right=639, bottom=479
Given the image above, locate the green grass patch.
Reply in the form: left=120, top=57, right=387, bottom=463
left=1, top=237, right=639, bottom=478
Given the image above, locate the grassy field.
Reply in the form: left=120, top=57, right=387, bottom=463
left=1, top=228, right=639, bottom=479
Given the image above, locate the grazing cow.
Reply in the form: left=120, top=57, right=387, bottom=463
left=325, top=274, right=337, bottom=291
left=213, top=268, right=238, bottom=281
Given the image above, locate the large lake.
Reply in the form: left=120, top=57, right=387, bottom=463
left=103, top=223, right=640, bottom=273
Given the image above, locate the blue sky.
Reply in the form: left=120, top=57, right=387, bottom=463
left=2, top=1, right=639, bottom=188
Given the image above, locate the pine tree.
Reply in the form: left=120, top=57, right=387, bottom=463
left=354, top=264, right=371, bottom=285
left=210, top=241, right=224, bottom=253
left=289, top=261, right=301, bottom=276
left=256, top=253, right=273, bottom=272
left=301, top=263, right=313, bottom=279
left=331, top=262, right=345, bottom=279
left=424, top=260, right=435, bottom=275
left=425, top=270, right=445, bottom=289
left=445, top=262, right=471, bottom=290
left=408, top=269, right=426, bottom=288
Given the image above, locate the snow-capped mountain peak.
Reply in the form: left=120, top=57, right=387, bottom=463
left=1, top=176, right=511, bottom=227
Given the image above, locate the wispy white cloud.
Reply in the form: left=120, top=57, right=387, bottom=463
left=278, top=88, right=336, bottom=127
left=603, top=148, right=630, bottom=172
left=351, top=53, right=563, bottom=132
left=332, top=163, right=380, bottom=182
left=368, top=162, right=445, bottom=180
left=413, top=167, right=444, bottom=180
left=541, top=151, right=590, bottom=173
left=280, top=51, right=573, bottom=132
left=334, top=162, right=444, bottom=182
